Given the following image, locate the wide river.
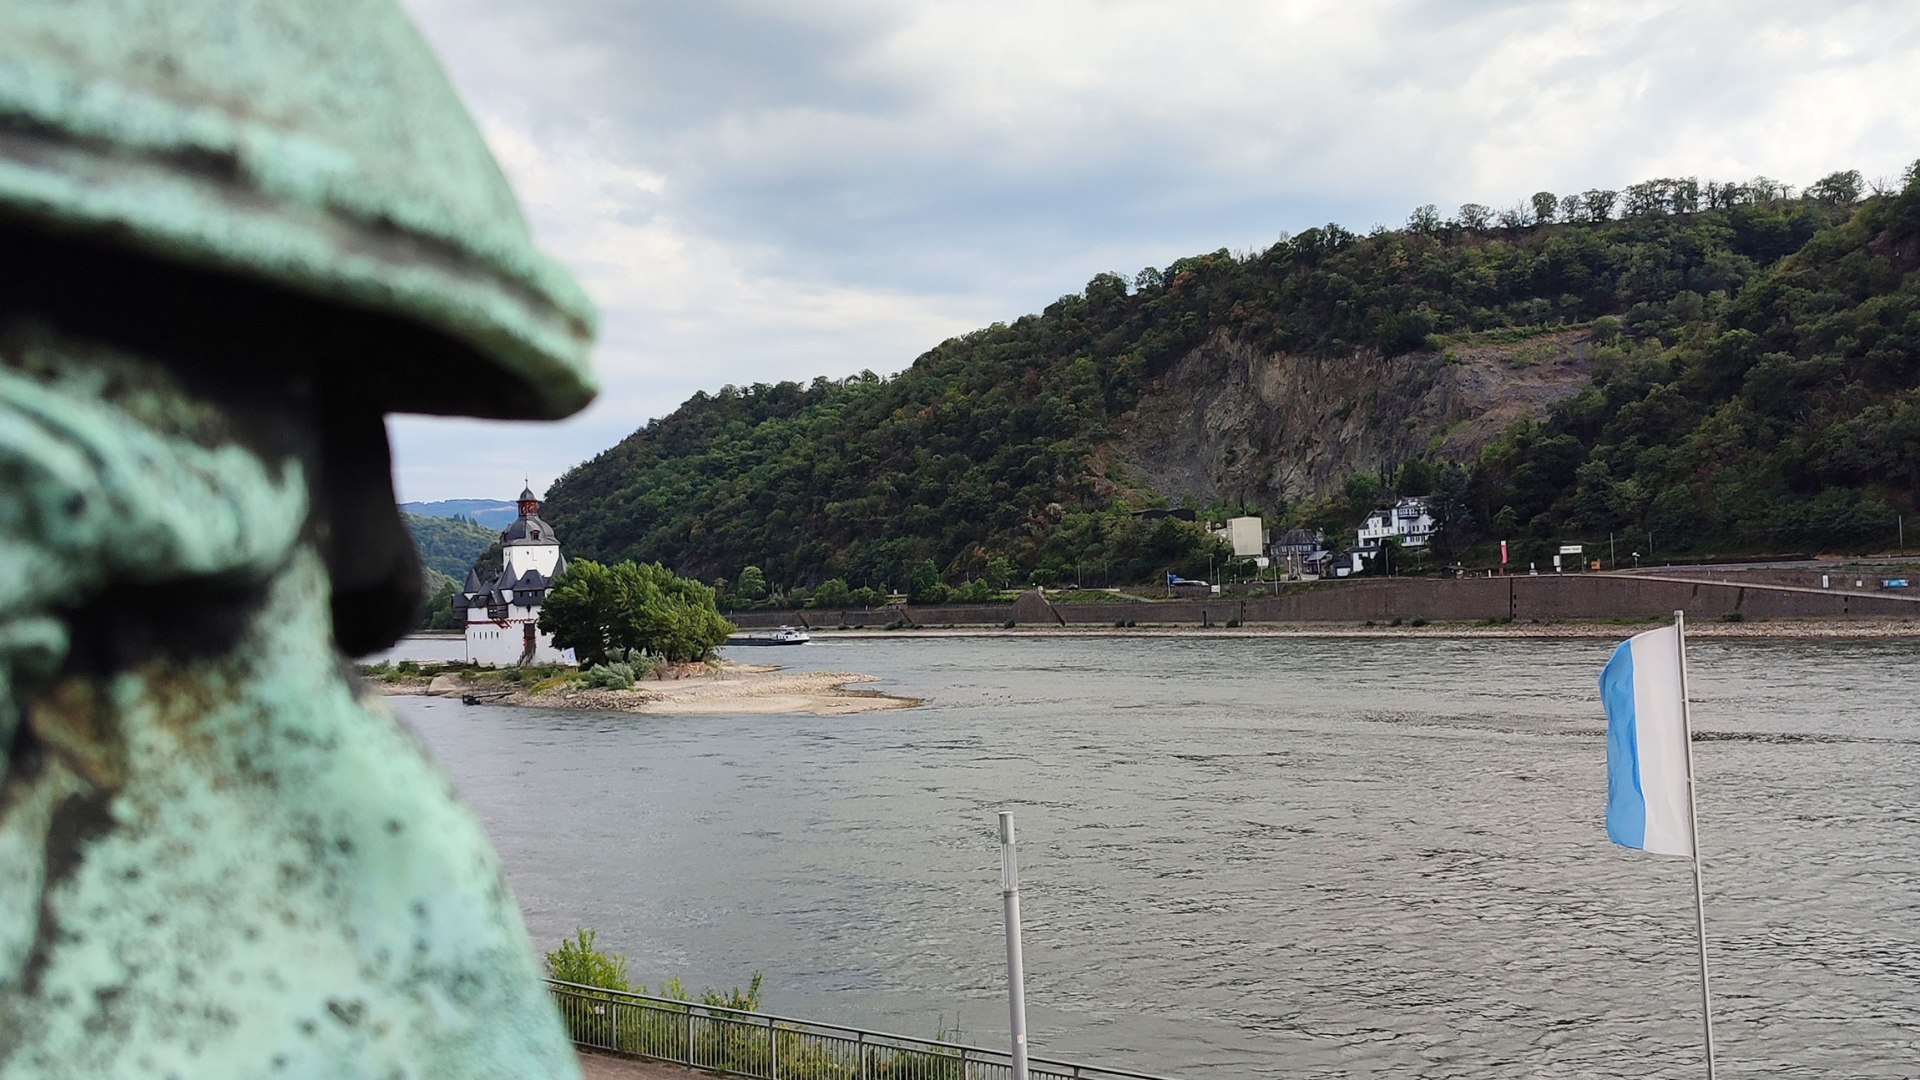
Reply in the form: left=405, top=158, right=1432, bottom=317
left=387, top=634, right=1920, bottom=1078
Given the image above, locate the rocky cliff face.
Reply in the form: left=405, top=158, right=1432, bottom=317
left=1102, top=328, right=1593, bottom=505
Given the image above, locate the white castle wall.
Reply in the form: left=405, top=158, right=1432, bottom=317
left=464, top=607, right=572, bottom=667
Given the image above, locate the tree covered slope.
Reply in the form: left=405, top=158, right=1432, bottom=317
left=403, top=512, right=499, bottom=582
left=545, top=167, right=1919, bottom=589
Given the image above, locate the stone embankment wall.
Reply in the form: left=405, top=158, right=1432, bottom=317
left=730, top=574, right=1920, bottom=630
left=1644, top=566, right=1912, bottom=593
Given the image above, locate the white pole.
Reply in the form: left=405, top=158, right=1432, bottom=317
left=999, top=812, right=1031, bottom=1080
left=1674, top=611, right=1717, bottom=1079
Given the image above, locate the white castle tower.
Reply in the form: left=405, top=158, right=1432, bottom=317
left=453, top=485, right=573, bottom=666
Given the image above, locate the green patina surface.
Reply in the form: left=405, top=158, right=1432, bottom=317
left=0, top=1, right=599, bottom=1074
left=0, top=0, right=597, bottom=421
left=0, top=329, right=580, bottom=1077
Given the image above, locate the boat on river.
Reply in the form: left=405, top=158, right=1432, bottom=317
left=727, top=626, right=811, bottom=646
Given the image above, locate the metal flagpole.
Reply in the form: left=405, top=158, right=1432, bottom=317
left=998, top=812, right=1031, bottom=1080
left=1673, top=610, right=1717, bottom=1079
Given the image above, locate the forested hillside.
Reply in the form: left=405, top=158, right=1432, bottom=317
left=404, top=512, right=499, bottom=630
left=403, top=512, right=498, bottom=582
left=546, top=165, right=1919, bottom=592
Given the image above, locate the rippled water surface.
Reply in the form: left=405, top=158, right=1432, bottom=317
left=391, top=634, right=1920, bottom=1078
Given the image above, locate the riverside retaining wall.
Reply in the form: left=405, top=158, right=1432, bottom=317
left=730, top=574, right=1920, bottom=630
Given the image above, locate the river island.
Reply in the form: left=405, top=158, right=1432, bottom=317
left=368, top=658, right=922, bottom=715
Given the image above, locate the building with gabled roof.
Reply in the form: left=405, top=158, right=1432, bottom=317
left=452, top=485, right=574, bottom=666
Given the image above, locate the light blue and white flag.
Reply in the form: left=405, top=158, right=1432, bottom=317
left=1599, top=625, right=1696, bottom=857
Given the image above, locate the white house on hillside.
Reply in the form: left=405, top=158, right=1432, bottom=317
left=452, top=486, right=574, bottom=667
left=1210, top=515, right=1268, bottom=559
left=1358, top=497, right=1434, bottom=548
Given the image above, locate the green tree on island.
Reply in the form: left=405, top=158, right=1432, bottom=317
left=540, top=559, right=734, bottom=666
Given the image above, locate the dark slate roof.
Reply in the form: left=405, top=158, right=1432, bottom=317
left=501, top=514, right=557, bottom=544
left=519, top=486, right=538, bottom=502
left=463, top=566, right=484, bottom=592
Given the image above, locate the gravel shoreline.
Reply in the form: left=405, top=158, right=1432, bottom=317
left=374, top=661, right=922, bottom=715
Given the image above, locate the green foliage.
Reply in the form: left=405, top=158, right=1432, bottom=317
left=906, top=559, right=948, bottom=604
left=550, top=961, right=967, bottom=1080
left=546, top=928, right=629, bottom=991
left=541, top=559, right=735, bottom=666
left=984, top=556, right=1016, bottom=589
left=811, top=577, right=854, bottom=608
left=1465, top=176, right=1920, bottom=553
left=403, top=512, right=499, bottom=581
left=582, top=662, right=636, bottom=690
left=404, top=512, right=499, bottom=630
left=700, top=973, right=763, bottom=1013
left=544, top=169, right=1912, bottom=573
left=416, top=567, right=462, bottom=631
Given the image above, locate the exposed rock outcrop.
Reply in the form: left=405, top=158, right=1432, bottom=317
left=1103, top=328, right=1593, bottom=505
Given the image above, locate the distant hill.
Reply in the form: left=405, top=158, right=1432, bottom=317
left=546, top=164, right=1920, bottom=588
left=399, top=499, right=518, bottom=528
left=403, top=512, right=501, bottom=582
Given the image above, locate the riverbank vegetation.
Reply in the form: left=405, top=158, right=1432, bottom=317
left=543, top=163, right=1919, bottom=593
left=546, top=930, right=965, bottom=1078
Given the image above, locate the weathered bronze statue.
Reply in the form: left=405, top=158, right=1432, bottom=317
left=0, top=2, right=597, bottom=1074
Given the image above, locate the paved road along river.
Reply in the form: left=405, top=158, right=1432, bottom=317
left=390, top=633, right=1920, bottom=1078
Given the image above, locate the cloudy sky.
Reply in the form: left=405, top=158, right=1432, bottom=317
left=389, top=0, right=1920, bottom=503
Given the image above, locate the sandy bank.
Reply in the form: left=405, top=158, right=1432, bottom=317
left=804, top=617, right=1920, bottom=641
left=375, top=661, right=921, bottom=715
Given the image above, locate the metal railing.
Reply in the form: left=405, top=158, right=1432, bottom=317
left=546, top=980, right=1179, bottom=1080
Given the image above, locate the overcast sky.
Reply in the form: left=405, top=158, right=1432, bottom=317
left=389, top=0, right=1920, bottom=504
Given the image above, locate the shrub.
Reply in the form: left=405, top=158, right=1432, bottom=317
left=701, top=972, right=764, bottom=1012
left=1225, top=618, right=1241, bottom=628
left=1001, top=619, right=1016, bottom=629
left=1721, top=611, right=1745, bottom=622
left=584, top=662, right=636, bottom=690
left=1125, top=620, right=1136, bottom=627
left=1410, top=617, right=1429, bottom=627
left=546, top=928, right=629, bottom=991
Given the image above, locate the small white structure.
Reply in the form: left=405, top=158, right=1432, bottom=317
left=1358, top=497, right=1434, bottom=549
left=1210, top=515, right=1268, bottom=559
left=453, top=486, right=574, bottom=666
